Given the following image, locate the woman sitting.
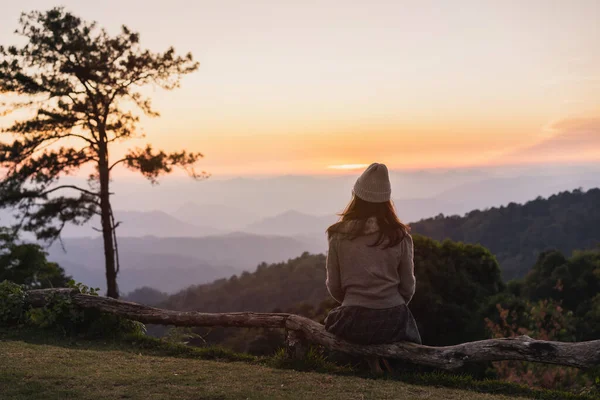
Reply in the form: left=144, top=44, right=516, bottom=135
left=324, top=163, right=421, bottom=372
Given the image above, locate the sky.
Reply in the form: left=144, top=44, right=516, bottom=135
left=0, top=0, right=599, bottom=177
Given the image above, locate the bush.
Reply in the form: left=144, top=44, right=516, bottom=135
left=485, top=299, right=590, bottom=391
left=0, top=280, right=145, bottom=339
left=0, top=280, right=27, bottom=324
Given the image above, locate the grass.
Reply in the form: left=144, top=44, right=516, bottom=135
left=0, top=329, right=598, bottom=400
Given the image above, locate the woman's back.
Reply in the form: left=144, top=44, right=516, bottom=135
left=327, top=217, right=415, bottom=309
left=323, top=163, right=421, bottom=347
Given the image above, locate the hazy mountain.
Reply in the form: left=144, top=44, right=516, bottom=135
left=11, top=168, right=598, bottom=241
left=14, top=163, right=598, bottom=221
left=227, top=173, right=600, bottom=240
left=47, top=233, right=326, bottom=293
left=392, top=197, right=460, bottom=222
left=245, top=210, right=337, bottom=236
left=172, top=203, right=258, bottom=231
left=243, top=202, right=461, bottom=236
left=59, top=257, right=230, bottom=294
left=60, top=210, right=223, bottom=238
left=174, top=171, right=600, bottom=237
left=435, top=174, right=600, bottom=214
left=48, top=238, right=234, bottom=293
left=73, top=168, right=491, bottom=217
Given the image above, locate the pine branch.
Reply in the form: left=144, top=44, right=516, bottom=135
left=38, top=185, right=99, bottom=198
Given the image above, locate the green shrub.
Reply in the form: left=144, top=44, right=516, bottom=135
left=0, top=280, right=145, bottom=339
left=0, top=280, right=27, bottom=324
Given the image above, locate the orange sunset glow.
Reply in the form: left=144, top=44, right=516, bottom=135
left=1, top=0, right=599, bottom=177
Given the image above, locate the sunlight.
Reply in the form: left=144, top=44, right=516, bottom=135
left=327, top=164, right=370, bottom=170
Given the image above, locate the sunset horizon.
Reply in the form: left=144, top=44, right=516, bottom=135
left=1, top=0, right=598, bottom=177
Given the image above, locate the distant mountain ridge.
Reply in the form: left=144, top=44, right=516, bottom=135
left=60, top=210, right=222, bottom=238
left=26, top=168, right=597, bottom=240
left=47, top=232, right=326, bottom=293
left=172, top=203, right=258, bottom=232
left=245, top=210, right=337, bottom=236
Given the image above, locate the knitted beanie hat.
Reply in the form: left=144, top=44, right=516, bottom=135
left=353, top=163, right=391, bottom=203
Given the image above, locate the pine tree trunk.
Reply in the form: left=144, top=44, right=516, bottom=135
left=98, top=142, right=118, bottom=299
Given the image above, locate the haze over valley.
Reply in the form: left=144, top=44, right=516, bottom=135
left=26, top=163, right=600, bottom=293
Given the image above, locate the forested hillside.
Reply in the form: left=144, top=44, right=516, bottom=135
left=164, top=235, right=505, bottom=347
left=410, top=188, right=600, bottom=279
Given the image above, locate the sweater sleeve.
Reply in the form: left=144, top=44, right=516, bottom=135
left=325, top=237, right=344, bottom=303
left=398, top=234, right=416, bottom=304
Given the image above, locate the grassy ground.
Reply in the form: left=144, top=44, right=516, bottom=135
left=0, top=339, right=528, bottom=400
left=0, top=331, right=596, bottom=400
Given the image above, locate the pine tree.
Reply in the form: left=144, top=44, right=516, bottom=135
left=0, top=8, right=207, bottom=297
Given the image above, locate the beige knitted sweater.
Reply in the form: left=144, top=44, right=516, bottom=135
left=326, top=218, right=415, bottom=309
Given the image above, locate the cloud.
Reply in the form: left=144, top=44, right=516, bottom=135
left=505, top=117, right=600, bottom=163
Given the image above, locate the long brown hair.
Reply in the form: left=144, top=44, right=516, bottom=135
left=327, top=195, right=410, bottom=249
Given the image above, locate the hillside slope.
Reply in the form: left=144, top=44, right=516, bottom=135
left=47, top=233, right=326, bottom=293
left=411, top=188, right=600, bottom=280
left=164, top=236, right=504, bottom=347
left=0, top=339, right=533, bottom=400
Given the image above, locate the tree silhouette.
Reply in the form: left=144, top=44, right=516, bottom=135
left=0, top=8, right=207, bottom=298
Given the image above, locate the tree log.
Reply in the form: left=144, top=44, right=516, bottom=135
left=27, top=288, right=289, bottom=328
left=25, top=289, right=600, bottom=370
left=285, top=314, right=600, bottom=370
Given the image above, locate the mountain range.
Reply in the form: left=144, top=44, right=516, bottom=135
left=50, top=170, right=600, bottom=240
left=2, top=165, right=596, bottom=294
left=48, top=232, right=326, bottom=293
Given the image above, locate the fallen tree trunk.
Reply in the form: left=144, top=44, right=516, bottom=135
left=26, top=288, right=600, bottom=370
left=27, top=288, right=289, bottom=328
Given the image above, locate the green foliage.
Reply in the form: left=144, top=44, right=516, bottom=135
left=411, top=188, right=600, bottom=280
left=521, top=248, right=600, bottom=341
left=410, top=236, right=504, bottom=345
left=0, top=279, right=144, bottom=338
left=0, top=280, right=27, bottom=324
left=65, top=279, right=100, bottom=295
left=485, top=299, right=584, bottom=390
left=0, top=228, right=70, bottom=289
left=482, top=248, right=600, bottom=392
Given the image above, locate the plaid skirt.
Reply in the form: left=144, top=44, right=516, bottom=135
left=324, top=304, right=422, bottom=345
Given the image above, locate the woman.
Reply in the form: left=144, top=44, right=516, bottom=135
left=324, top=163, right=421, bottom=372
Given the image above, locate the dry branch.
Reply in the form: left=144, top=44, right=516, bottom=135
left=26, top=289, right=600, bottom=370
